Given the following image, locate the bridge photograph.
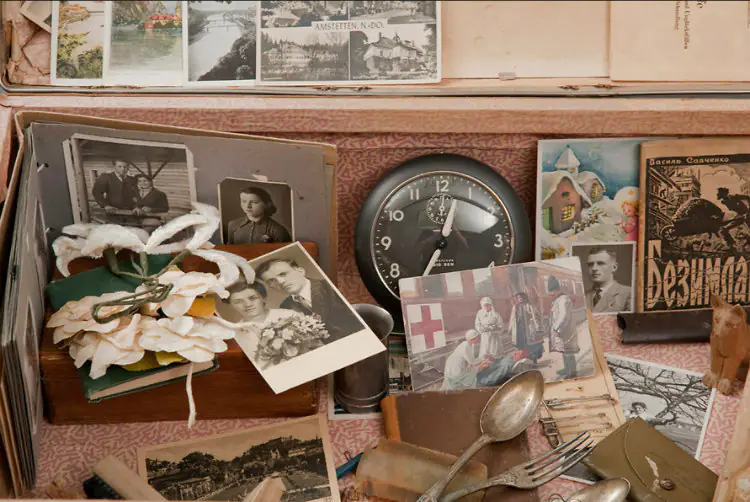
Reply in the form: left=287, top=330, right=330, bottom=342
left=186, top=1, right=258, bottom=83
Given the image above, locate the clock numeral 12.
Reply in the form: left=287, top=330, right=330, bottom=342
left=388, top=210, right=404, bottom=222
left=436, top=179, right=449, bottom=192
left=390, top=263, right=400, bottom=278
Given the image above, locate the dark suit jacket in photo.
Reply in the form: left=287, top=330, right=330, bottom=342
left=280, top=278, right=364, bottom=343
left=134, top=188, right=169, bottom=213
left=92, top=172, right=138, bottom=210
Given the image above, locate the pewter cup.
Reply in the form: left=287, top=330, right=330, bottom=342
left=333, top=304, right=393, bottom=413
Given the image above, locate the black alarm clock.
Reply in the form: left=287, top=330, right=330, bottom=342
left=354, top=154, right=533, bottom=317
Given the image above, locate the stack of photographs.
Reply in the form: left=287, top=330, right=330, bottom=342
left=0, top=134, right=47, bottom=495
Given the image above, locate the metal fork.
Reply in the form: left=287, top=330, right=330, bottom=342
left=439, top=431, right=594, bottom=502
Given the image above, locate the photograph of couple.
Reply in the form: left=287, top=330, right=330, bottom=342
left=219, top=243, right=381, bottom=393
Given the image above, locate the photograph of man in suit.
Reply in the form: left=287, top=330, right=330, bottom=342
left=584, top=246, right=632, bottom=314
left=256, top=258, right=364, bottom=343
left=92, top=159, right=138, bottom=220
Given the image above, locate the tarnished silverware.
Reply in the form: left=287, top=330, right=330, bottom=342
left=440, top=431, right=594, bottom=502
left=566, top=478, right=630, bottom=502
left=416, top=370, right=545, bottom=502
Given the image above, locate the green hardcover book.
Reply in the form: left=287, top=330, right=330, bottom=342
left=45, top=254, right=174, bottom=311
left=78, top=359, right=218, bottom=403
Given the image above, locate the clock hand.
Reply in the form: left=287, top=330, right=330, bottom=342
left=441, top=198, right=458, bottom=237
left=423, top=248, right=441, bottom=276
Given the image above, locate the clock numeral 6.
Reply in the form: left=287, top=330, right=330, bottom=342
left=436, top=179, right=449, bottom=192
left=388, top=210, right=404, bottom=222
left=494, top=234, right=504, bottom=248
left=380, top=236, right=392, bottom=250
left=389, top=263, right=400, bottom=278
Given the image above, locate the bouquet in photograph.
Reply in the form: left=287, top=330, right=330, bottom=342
left=254, top=312, right=330, bottom=365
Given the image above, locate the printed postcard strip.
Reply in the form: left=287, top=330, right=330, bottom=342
left=257, top=0, right=441, bottom=85
left=400, top=257, right=595, bottom=392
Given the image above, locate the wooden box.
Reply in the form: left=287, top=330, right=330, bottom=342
left=39, top=244, right=320, bottom=425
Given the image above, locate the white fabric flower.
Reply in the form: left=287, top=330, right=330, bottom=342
left=141, top=270, right=229, bottom=318
left=191, top=249, right=256, bottom=286
left=52, top=224, right=149, bottom=277
left=68, top=315, right=146, bottom=379
left=47, top=292, right=132, bottom=343
left=145, top=203, right=220, bottom=254
left=138, top=316, right=234, bottom=362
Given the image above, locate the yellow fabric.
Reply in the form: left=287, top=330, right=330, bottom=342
left=122, top=351, right=186, bottom=371
left=187, top=297, right=216, bottom=318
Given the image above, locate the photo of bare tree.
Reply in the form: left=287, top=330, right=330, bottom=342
left=606, top=354, right=716, bottom=457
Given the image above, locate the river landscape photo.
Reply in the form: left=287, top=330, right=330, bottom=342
left=187, top=1, right=257, bottom=82
left=108, top=0, right=183, bottom=84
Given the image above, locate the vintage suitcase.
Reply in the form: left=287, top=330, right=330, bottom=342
left=39, top=243, right=320, bottom=425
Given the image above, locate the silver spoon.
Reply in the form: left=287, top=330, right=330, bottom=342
left=417, top=370, right=545, bottom=502
left=567, top=478, right=631, bottom=502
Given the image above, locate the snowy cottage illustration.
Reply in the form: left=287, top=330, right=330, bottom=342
left=541, top=147, right=606, bottom=234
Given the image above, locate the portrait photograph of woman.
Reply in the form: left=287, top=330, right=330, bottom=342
left=218, top=178, right=294, bottom=245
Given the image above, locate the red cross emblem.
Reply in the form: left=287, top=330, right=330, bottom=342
left=409, top=305, right=445, bottom=351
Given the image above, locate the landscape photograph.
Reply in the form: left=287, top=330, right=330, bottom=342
left=54, top=0, right=105, bottom=82
left=260, top=28, right=349, bottom=82
left=350, top=24, right=437, bottom=81
left=139, top=417, right=336, bottom=502
left=187, top=1, right=257, bottom=83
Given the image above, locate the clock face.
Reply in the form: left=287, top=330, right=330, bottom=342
left=370, top=171, right=515, bottom=298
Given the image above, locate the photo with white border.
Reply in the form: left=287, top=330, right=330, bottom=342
left=606, top=354, right=716, bottom=458
left=223, top=242, right=385, bottom=394
left=138, top=415, right=340, bottom=502
left=570, top=241, right=635, bottom=315
left=218, top=177, right=294, bottom=245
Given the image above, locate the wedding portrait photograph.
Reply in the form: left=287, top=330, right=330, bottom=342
left=138, top=415, right=339, bottom=502
left=218, top=177, right=294, bottom=245
left=63, top=133, right=197, bottom=232
left=606, top=354, right=716, bottom=458
left=399, top=257, right=595, bottom=392
left=571, top=241, right=635, bottom=315
left=221, top=242, right=384, bottom=393
left=186, top=0, right=257, bottom=84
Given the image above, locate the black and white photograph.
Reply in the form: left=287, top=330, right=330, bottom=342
left=218, top=177, right=294, bottom=245
left=220, top=242, right=385, bottom=393
left=350, top=24, right=438, bottom=81
left=21, top=304, right=41, bottom=439
left=349, top=0, right=438, bottom=24
left=257, top=1, right=440, bottom=84
left=259, top=27, right=349, bottom=82
left=63, top=133, right=197, bottom=232
left=138, top=415, right=340, bottom=502
left=571, top=241, right=635, bottom=315
left=185, top=1, right=258, bottom=85
left=260, top=0, right=348, bottom=28
left=606, top=354, right=716, bottom=458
